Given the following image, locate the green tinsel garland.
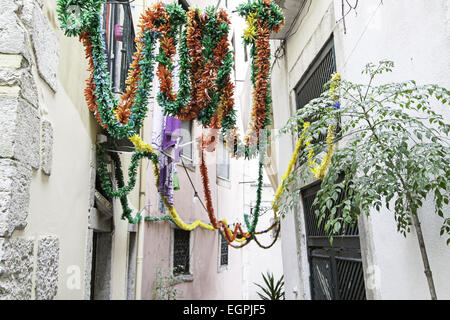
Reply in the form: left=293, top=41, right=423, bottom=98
left=197, top=7, right=232, bottom=127
left=58, top=0, right=158, bottom=139
left=244, top=147, right=265, bottom=234
left=156, top=3, right=189, bottom=117
left=156, top=6, right=235, bottom=128
left=96, top=144, right=157, bottom=222
left=236, top=0, right=285, bottom=34
left=89, top=18, right=157, bottom=139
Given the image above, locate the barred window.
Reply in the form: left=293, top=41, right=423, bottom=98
left=295, top=37, right=337, bottom=144
left=295, top=37, right=336, bottom=111
left=220, top=235, right=229, bottom=266
left=173, top=229, right=190, bottom=275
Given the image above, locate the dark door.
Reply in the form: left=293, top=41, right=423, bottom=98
left=301, top=182, right=366, bottom=300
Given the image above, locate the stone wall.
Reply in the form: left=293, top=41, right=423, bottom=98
left=0, top=0, right=59, bottom=300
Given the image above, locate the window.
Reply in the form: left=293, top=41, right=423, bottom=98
left=178, top=0, right=189, bottom=11
left=180, top=120, right=193, bottom=160
left=173, top=229, right=190, bottom=275
left=295, top=37, right=337, bottom=144
left=220, top=234, right=229, bottom=267
left=295, top=37, right=336, bottom=110
left=103, top=2, right=136, bottom=93
left=216, top=137, right=230, bottom=180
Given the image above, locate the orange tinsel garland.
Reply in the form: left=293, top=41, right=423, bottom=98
left=80, top=32, right=108, bottom=129
left=178, top=9, right=206, bottom=120
left=247, top=22, right=271, bottom=144
left=198, top=134, right=252, bottom=243
left=115, top=33, right=146, bottom=124
left=80, top=11, right=152, bottom=127
left=208, top=12, right=235, bottom=130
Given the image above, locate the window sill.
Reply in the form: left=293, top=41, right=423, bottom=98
left=173, top=274, right=194, bottom=285
left=216, top=176, right=231, bottom=189
left=218, top=264, right=228, bottom=273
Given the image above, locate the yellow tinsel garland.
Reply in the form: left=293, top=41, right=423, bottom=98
left=272, top=73, right=341, bottom=214
left=128, top=71, right=341, bottom=233
left=306, top=125, right=336, bottom=180
left=243, top=12, right=257, bottom=42
left=272, top=122, right=310, bottom=216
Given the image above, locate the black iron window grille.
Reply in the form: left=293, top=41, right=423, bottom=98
left=178, top=0, right=189, bottom=11
left=173, top=229, right=190, bottom=275
left=295, top=37, right=338, bottom=145
left=103, top=1, right=136, bottom=94
left=220, top=234, right=229, bottom=266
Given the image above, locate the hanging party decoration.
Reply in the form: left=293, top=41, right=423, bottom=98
left=57, top=0, right=286, bottom=248
left=221, top=0, right=284, bottom=159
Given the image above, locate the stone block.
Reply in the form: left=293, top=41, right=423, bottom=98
left=0, top=67, right=39, bottom=108
left=0, top=54, right=23, bottom=70
left=35, top=235, right=59, bottom=300
left=29, top=3, right=59, bottom=92
left=0, top=237, right=34, bottom=300
left=0, top=95, right=41, bottom=168
left=0, top=159, right=32, bottom=237
left=41, top=119, right=53, bottom=175
left=0, top=1, right=28, bottom=56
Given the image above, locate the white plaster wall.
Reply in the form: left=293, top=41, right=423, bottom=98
left=17, top=82, right=92, bottom=300
left=241, top=158, right=283, bottom=300
left=332, top=0, right=450, bottom=299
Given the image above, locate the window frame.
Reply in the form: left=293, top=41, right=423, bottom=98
left=217, top=233, right=229, bottom=272
left=216, top=136, right=230, bottom=181
left=180, top=120, right=194, bottom=163
left=170, top=226, right=194, bottom=283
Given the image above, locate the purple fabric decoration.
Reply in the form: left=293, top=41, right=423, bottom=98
left=163, top=116, right=181, bottom=160
left=158, top=116, right=182, bottom=206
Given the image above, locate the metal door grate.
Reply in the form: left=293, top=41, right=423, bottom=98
left=302, top=182, right=366, bottom=300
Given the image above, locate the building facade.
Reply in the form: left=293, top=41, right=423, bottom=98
left=0, top=0, right=143, bottom=299
left=139, top=0, right=244, bottom=300
left=263, top=0, right=450, bottom=300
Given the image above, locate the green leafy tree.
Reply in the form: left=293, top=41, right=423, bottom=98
left=254, top=272, right=285, bottom=300
left=280, top=61, right=450, bottom=300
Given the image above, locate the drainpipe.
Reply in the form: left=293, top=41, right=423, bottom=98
left=135, top=126, right=146, bottom=300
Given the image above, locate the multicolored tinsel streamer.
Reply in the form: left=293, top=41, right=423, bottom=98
left=57, top=0, right=285, bottom=248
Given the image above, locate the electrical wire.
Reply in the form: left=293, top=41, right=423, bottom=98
left=179, top=155, right=209, bottom=214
